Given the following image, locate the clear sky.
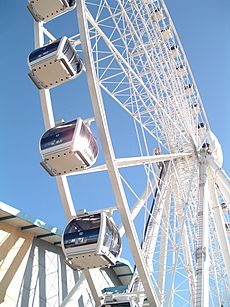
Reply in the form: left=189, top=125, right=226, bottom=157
left=0, top=0, right=229, bottom=234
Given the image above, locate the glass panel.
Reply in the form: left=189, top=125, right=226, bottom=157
left=29, top=40, right=60, bottom=62
left=103, top=218, right=121, bottom=257
left=88, top=135, right=98, bottom=160
left=67, top=0, right=75, bottom=7
left=70, top=53, right=82, bottom=73
left=78, top=122, right=98, bottom=161
left=103, top=218, right=113, bottom=250
left=41, top=124, right=76, bottom=150
left=109, top=226, right=121, bottom=258
left=78, top=123, right=91, bottom=150
left=63, top=214, right=101, bottom=248
left=63, top=40, right=75, bottom=61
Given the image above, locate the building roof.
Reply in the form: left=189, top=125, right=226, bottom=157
left=0, top=201, right=62, bottom=246
left=0, top=201, right=133, bottom=285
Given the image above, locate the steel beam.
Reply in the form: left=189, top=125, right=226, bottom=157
left=208, top=158, right=230, bottom=205
left=33, top=20, right=101, bottom=305
left=208, top=169, right=230, bottom=281
left=68, top=152, right=192, bottom=176
left=76, top=2, right=159, bottom=305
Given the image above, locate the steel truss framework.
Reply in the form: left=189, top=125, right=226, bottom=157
left=29, top=0, right=230, bottom=306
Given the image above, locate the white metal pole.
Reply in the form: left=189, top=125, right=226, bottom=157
left=157, top=190, right=171, bottom=304
left=33, top=20, right=101, bottom=305
left=207, top=169, right=230, bottom=281
left=118, top=180, right=156, bottom=238
left=208, top=158, right=230, bottom=205
left=173, top=181, right=196, bottom=305
left=195, top=149, right=209, bottom=307
left=33, top=21, right=76, bottom=220
left=76, top=2, right=159, bottom=306
left=83, top=269, right=102, bottom=307
left=68, top=152, right=192, bottom=177
left=60, top=274, right=86, bottom=306
left=165, top=198, right=176, bottom=306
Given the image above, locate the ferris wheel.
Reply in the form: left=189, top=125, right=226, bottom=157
left=27, top=0, right=230, bottom=306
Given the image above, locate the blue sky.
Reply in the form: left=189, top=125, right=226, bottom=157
left=0, top=0, right=229, bottom=233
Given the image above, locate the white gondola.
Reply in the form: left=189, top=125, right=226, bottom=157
left=191, top=103, right=199, bottom=116
left=40, top=118, right=98, bottom=176
left=221, top=202, right=229, bottom=213
left=175, top=64, right=187, bottom=77
left=62, top=210, right=122, bottom=270
left=225, top=223, right=230, bottom=235
left=169, top=45, right=180, bottom=57
left=28, top=36, right=83, bottom=90
left=197, top=122, right=207, bottom=146
left=151, top=8, right=165, bottom=23
left=184, top=84, right=193, bottom=95
left=27, top=0, right=76, bottom=23
left=160, top=26, right=172, bottom=40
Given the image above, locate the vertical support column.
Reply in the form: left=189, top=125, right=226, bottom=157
left=157, top=191, right=171, bottom=304
left=33, top=21, right=76, bottom=220
left=208, top=158, right=230, bottom=206
left=173, top=181, right=196, bottom=305
left=208, top=170, right=230, bottom=282
left=33, top=21, right=101, bottom=305
left=195, top=149, right=209, bottom=307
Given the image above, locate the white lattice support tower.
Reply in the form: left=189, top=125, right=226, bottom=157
left=157, top=187, right=171, bottom=304
left=173, top=178, right=196, bottom=306
left=195, top=149, right=210, bottom=307
left=33, top=21, right=76, bottom=221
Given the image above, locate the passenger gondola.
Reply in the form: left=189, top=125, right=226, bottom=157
left=40, top=118, right=98, bottom=176
left=221, top=202, right=229, bottom=213
left=62, top=210, right=122, bottom=270
left=198, top=122, right=206, bottom=142
left=160, top=26, right=172, bottom=40
left=225, top=223, right=230, bottom=235
left=28, top=36, right=83, bottom=89
left=191, top=103, right=199, bottom=116
left=175, top=64, right=186, bottom=77
left=169, top=45, right=179, bottom=57
left=27, top=0, right=76, bottom=23
left=151, top=7, right=165, bottom=23
left=184, top=84, right=193, bottom=95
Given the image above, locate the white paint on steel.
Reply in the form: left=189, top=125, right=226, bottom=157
left=118, top=180, right=156, bottom=238
left=76, top=1, right=159, bottom=305
left=195, top=150, right=210, bottom=307
left=157, top=189, right=171, bottom=304
left=33, top=20, right=101, bottom=305
left=209, top=158, right=230, bottom=205
left=68, top=152, right=193, bottom=176
left=208, top=171, right=230, bottom=281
